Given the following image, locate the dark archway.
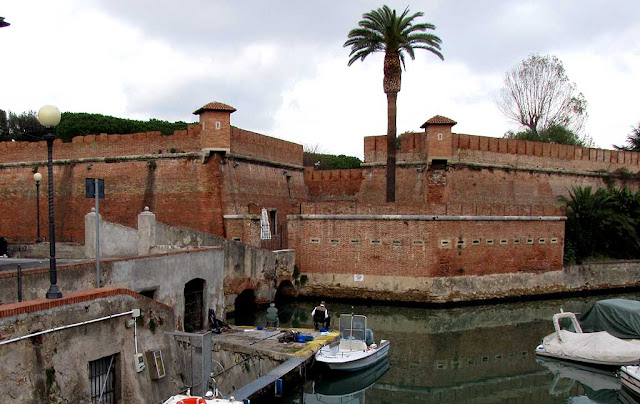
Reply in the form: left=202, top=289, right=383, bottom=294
left=233, top=289, right=257, bottom=326
left=184, top=278, right=206, bottom=332
left=0, top=237, right=7, bottom=256
left=275, top=280, right=296, bottom=302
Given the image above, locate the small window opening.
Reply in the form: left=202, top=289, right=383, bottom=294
left=139, top=289, right=156, bottom=299
left=430, top=159, right=448, bottom=170
left=269, top=210, right=277, bottom=235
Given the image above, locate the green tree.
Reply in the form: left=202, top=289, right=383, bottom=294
left=614, top=123, right=640, bottom=151
left=303, top=152, right=361, bottom=170
left=503, top=124, right=593, bottom=147
left=55, top=112, right=194, bottom=142
left=344, top=5, right=443, bottom=202
left=498, top=54, right=587, bottom=136
left=0, top=110, right=7, bottom=140
left=3, top=110, right=48, bottom=142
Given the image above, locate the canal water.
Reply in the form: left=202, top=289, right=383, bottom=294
left=233, top=291, right=640, bottom=404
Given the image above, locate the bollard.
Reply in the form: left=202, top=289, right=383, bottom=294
left=17, top=264, right=22, bottom=302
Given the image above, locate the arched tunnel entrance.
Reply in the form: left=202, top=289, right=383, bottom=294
left=233, top=289, right=257, bottom=326
left=274, top=280, right=296, bottom=302
left=184, top=278, right=205, bottom=332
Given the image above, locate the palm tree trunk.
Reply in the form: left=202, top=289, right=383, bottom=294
left=386, top=92, right=397, bottom=203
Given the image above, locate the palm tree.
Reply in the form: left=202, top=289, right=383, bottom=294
left=344, top=5, right=443, bottom=202
left=560, top=186, right=640, bottom=262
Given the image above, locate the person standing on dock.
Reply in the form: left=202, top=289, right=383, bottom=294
left=266, top=302, right=279, bottom=329
left=312, top=301, right=330, bottom=330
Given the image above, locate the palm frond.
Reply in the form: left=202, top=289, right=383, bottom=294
left=344, top=5, right=443, bottom=70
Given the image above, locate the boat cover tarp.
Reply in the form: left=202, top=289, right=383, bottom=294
left=579, top=299, right=640, bottom=339
left=543, top=330, right=640, bottom=365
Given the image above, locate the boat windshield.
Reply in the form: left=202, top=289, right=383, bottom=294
left=339, top=314, right=367, bottom=341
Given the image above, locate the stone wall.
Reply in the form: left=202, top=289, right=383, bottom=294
left=298, top=259, right=640, bottom=303
left=0, top=288, right=180, bottom=403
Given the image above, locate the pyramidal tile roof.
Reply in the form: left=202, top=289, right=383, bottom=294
left=420, top=115, right=457, bottom=128
left=193, top=102, right=237, bottom=115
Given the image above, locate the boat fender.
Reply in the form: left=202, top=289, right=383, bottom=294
left=370, top=344, right=377, bottom=349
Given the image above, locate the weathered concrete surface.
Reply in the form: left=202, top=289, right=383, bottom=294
left=0, top=248, right=225, bottom=330
left=8, top=242, right=84, bottom=259
left=0, top=291, right=180, bottom=404
left=223, top=244, right=296, bottom=310
left=298, top=260, right=640, bottom=303
left=85, top=211, right=137, bottom=258
left=210, top=326, right=338, bottom=396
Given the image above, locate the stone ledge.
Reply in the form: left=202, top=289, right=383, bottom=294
left=0, top=287, right=171, bottom=319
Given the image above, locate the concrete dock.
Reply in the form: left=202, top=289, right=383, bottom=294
left=210, top=326, right=339, bottom=401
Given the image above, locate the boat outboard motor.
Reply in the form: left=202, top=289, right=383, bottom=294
left=365, top=328, right=374, bottom=346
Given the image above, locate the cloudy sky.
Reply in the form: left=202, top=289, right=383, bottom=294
left=2, top=1, right=639, bottom=158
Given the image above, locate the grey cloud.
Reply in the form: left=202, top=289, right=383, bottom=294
left=85, top=0, right=640, bottom=137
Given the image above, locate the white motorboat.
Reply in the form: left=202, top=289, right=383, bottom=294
left=535, top=311, right=640, bottom=366
left=315, top=313, right=390, bottom=371
left=619, top=365, right=640, bottom=402
left=163, top=393, right=240, bottom=404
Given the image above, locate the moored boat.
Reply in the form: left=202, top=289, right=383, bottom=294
left=163, top=393, right=242, bottom=404
left=315, top=313, right=390, bottom=371
left=620, top=365, right=640, bottom=402
left=535, top=311, right=640, bottom=366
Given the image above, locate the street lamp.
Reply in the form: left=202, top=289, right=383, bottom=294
left=33, top=172, right=42, bottom=243
left=37, top=105, right=62, bottom=299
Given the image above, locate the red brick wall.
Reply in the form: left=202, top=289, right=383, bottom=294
left=288, top=216, right=564, bottom=277
left=0, top=126, right=202, bottom=164
left=219, top=155, right=307, bottom=243
left=426, top=125, right=453, bottom=161
left=0, top=157, right=225, bottom=243
left=304, top=167, right=362, bottom=201
left=304, top=163, right=615, bottom=209
left=364, top=131, right=640, bottom=174
left=200, top=110, right=231, bottom=150
left=231, top=127, right=303, bottom=166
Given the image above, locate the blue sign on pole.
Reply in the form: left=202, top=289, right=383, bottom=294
left=85, top=178, right=105, bottom=199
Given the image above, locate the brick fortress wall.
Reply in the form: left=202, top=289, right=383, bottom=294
left=295, top=119, right=640, bottom=300
left=0, top=103, right=306, bottom=245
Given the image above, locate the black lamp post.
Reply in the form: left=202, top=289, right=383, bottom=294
left=37, top=105, right=62, bottom=299
left=33, top=172, right=42, bottom=243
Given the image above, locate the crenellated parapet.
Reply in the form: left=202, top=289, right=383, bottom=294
left=364, top=114, right=640, bottom=174
left=0, top=125, right=202, bottom=164
left=231, top=127, right=303, bottom=166
left=453, top=133, right=640, bottom=172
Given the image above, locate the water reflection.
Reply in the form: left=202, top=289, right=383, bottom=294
left=535, top=357, right=620, bottom=403
left=236, top=292, right=640, bottom=403
left=302, top=359, right=390, bottom=403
